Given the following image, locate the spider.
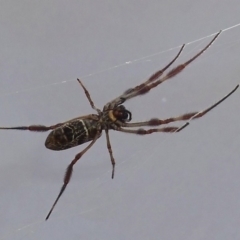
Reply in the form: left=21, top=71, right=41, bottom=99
left=0, top=30, right=238, bottom=220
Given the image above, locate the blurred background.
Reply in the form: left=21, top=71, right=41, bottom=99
left=0, top=1, right=240, bottom=240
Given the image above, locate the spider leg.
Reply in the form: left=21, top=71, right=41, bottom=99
left=116, top=84, right=239, bottom=128
left=0, top=123, right=64, bottom=132
left=45, top=132, right=100, bottom=220
left=123, top=31, right=222, bottom=100
left=104, top=44, right=185, bottom=110
left=115, top=126, right=185, bottom=135
left=124, top=44, right=185, bottom=95
left=0, top=114, right=98, bottom=132
left=77, top=79, right=101, bottom=114
left=105, top=129, right=115, bottom=179
left=105, top=31, right=221, bottom=109
left=176, top=84, right=239, bottom=132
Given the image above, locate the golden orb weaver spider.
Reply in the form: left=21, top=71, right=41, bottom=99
left=0, top=30, right=238, bottom=220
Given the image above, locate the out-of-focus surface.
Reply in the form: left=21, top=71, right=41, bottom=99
left=0, top=1, right=240, bottom=240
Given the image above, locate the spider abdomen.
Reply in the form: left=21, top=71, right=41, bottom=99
left=45, top=119, right=98, bottom=151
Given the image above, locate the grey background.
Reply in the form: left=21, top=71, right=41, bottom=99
left=0, top=1, right=240, bottom=240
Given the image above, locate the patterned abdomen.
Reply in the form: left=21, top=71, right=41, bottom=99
left=45, top=119, right=99, bottom=150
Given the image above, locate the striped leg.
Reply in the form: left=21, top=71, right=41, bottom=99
left=0, top=123, right=64, bottom=132
left=116, top=84, right=239, bottom=129
left=45, top=131, right=100, bottom=220
left=105, top=129, right=115, bottom=179
left=77, top=78, right=101, bottom=114
left=116, top=126, right=182, bottom=135
left=0, top=114, right=98, bottom=132
left=105, top=31, right=221, bottom=109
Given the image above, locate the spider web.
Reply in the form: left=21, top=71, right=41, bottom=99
left=0, top=23, right=240, bottom=98
left=1, top=21, right=240, bottom=240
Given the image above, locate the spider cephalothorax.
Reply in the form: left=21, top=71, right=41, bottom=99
left=107, top=105, right=132, bottom=124
left=0, top=30, right=238, bottom=220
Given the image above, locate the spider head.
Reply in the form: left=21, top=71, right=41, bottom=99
left=109, top=105, right=132, bottom=123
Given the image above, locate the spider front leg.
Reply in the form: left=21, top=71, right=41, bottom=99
left=116, top=126, right=183, bottom=135
left=116, top=84, right=239, bottom=129
left=124, top=44, right=186, bottom=95
left=45, top=132, right=100, bottom=220
left=105, top=31, right=221, bottom=109
left=104, top=43, right=185, bottom=110
left=176, top=84, right=239, bottom=131
left=122, top=31, right=222, bottom=101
